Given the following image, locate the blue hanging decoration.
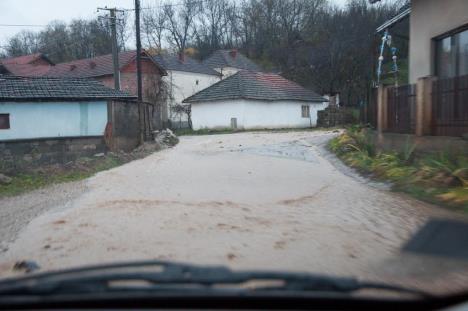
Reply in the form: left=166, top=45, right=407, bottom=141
left=391, top=46, right=399, bottom=88
left=376, top=30, right=388, bottom=85
left=376, top=29, right=399, bottom=88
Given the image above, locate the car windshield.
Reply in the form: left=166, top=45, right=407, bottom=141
left=0, top=0, right=468, bottom=299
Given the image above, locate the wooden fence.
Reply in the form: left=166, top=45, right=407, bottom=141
left=431, top=74, right=468, bottom=137
left=142, top=102, right=162, bottom=141
left=360, top=88, right=378, bottom=128
left=386, top=84, right=416, bottom=134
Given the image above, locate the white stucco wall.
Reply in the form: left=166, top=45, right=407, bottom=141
left=165, top=70, right=220, bottom=125
left=191, top=99, right=329, bottom=130
left=0, top=101, right=107, bottom=141
left=409, top=0, right=468, bottom=83
left=213, top=67, right=240, bottom=79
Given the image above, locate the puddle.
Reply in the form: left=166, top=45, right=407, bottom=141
left=238, top=142, right=320, bottom=163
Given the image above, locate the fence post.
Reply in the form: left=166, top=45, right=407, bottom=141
left=377, top=85, right=388, bottom=133
left=415, top=76, right=435, bottom=136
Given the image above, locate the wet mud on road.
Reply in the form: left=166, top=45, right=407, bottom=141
left=1, top=130, right=467, bottom=294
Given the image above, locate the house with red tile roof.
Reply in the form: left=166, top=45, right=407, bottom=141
left=45, top=50, right=167, bottom=106
left=0, top=53, right=54, bottom=77
left=1, top=50, right=169, bottom=127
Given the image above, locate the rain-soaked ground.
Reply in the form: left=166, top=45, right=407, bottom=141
left=1, top=130, right=467, bottom=295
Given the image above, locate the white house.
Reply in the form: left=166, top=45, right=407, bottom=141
left=153, top=54, right=221, bottom=128
left=183, top=71, right=328, bottom=130
left=203, top=49, right=262, bottom=79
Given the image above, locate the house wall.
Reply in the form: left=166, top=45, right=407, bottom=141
left=214, top=66, right=239, bottom=79
left=191, top=99, right=329, bottom=130
left=165, top=70, right=220, bottom=128
left=0, top=101, right=107, bottom=141
left=409, top=0, right=468, bottom=83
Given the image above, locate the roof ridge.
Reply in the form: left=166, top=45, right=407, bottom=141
left=184, top=70, right=325, bottom=104
left=183, top=71, right=241, bottom=103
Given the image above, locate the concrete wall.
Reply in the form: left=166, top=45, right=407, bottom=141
left=165, top=70, right=220, bottom=127
left=191, top=99, right=329, bottom=130
left=371, top=131, right=468, bottom=156
left=0, top=136, right=106, bottom=172
left=409, top=0, right=468, bottom=83
left=0, top=101, right=107, bottom=141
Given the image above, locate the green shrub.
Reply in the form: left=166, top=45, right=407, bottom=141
left=328, top=128, right=468, bottom=209
left=412, top=153, right=468, bottom=188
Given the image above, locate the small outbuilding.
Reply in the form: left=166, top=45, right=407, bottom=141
left=183, top=71, right=328, bottom=130
left=0, top=75, right=140, bottom=166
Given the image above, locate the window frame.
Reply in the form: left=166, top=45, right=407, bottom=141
left=301, top=105, right=310, bottom=118
left=433, top=23, right=468, bottom=78
left=0, top=113, right=10, bottom=130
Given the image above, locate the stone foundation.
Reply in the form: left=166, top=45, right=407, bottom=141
left=0, top=136, right=106, bottom=172
left=317, top=107, right=356, bottom=127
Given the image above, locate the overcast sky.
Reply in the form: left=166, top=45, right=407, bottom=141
left=0, top=0, right=349, bottom=49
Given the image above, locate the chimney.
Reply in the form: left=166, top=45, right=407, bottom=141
left=229, top=49, right=237, bottom=59
left=89, top=61, right=96, bottom=69
left=178, top=52, right=185, bottom=62
left=69, top=64, right=77, bottom=71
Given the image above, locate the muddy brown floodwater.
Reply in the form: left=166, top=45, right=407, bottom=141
left=1, top=130, right=467, bottom=295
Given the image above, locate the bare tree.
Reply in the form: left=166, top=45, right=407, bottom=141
left=142, top=2, right=167, bottom=50
left=163, top=0, right=201, bottom=54
left=4, top=30, right=41, bottom=56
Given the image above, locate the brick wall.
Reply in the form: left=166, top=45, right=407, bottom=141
left=97, top=58, right=162, bottom=104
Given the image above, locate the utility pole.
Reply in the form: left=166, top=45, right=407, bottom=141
left=97, top=7, right=124, bottom=90
left=135, top=0, right=144, bottom=144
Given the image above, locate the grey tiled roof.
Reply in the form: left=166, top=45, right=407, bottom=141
left=153, top=54, right=220, bottom=76
left=183, top=71, right=326, bottom=103
left=203, top=50, right=262, bottom=71
left=0, top=75, right=136, bottom=101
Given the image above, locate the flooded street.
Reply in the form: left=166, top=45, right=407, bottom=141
left=1, top=130, right=467, bottom=293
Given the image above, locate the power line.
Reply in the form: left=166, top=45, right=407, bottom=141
left=121, top=0, right=206, bottom=11
left=0, top=24, right=48, bottom=27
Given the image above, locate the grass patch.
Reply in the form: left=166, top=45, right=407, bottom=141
left=0, top=156, right=124, bottom=198
left=328, top=125, right=468, bottom=211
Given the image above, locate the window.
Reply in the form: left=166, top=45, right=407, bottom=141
left=301, top=105, right=310, bottom=118
left=0, top=114, right=10, bottom=129
left=196, top=80, right=199, bottom=85
left=435, top=26, right=468, bottom=78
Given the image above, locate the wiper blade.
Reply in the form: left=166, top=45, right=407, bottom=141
left=0, top=260, right=430, bottom=297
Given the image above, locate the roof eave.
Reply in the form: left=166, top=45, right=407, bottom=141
left=171, top=69, right=222, bottom=76
left=0, top=96, right=136, bottom=102
left=185, top=96, right=328, bottom=104
left=376, top=7, right=411, bottom=33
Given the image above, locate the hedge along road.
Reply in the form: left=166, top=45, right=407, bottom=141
left=0, top=130, right=467, bottom=294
